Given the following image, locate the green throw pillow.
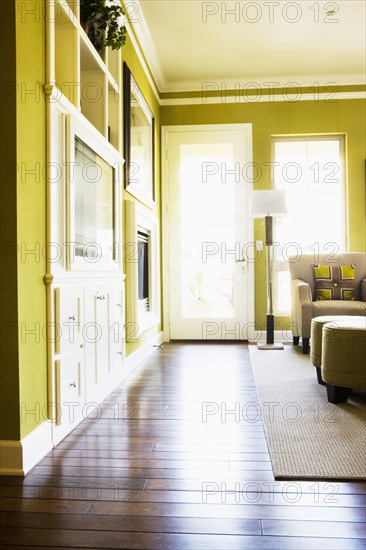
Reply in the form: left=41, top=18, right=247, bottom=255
left=313, top=264, right=356, bottom=301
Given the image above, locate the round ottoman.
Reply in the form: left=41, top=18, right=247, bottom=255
left=322, top=317, right=366, bottom=403
left=310, top=316, right=363, bottom=385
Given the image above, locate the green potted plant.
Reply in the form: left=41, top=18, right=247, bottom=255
left=80, top=0, right=127, bottom=52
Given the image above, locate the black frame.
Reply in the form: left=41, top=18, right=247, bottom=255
left=123, top=62, right=155, bottom=204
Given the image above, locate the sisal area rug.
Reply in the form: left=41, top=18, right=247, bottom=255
left=249, top=344, right=366, bottom=480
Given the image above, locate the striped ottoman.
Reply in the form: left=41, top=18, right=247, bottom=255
left=310, top=316, right=365, bottom=385
left=321, top=317, right=366, bottom=403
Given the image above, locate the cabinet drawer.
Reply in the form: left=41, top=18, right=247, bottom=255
left=55, top=287, right=83, bottom=354
left=55, top=353, right=82, bottom=426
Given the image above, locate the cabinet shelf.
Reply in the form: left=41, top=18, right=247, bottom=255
left=108, top=74, right=120, bottom=94
left=79, top=29, right=107, bottom=72
left=56, top=0, right=79, bottom=26
left=60, top=0, right=79, bottom=18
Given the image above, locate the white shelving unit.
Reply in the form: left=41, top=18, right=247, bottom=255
left=45, top=0, right=126, bottom=444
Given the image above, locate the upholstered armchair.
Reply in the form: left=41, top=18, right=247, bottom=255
left=289, top=252, right=366, bottom=353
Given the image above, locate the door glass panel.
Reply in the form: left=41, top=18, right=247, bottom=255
left=180, top=143, right=236, bottom=318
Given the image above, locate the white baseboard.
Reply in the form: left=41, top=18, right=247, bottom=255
left=0, top=421, right=53, bottom=476
left=163, top=331, right=292, bottom=344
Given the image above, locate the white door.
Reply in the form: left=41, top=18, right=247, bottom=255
left=163, top=124, right=254, bottom=340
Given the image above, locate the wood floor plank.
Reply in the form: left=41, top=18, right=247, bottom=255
left=87, top=500, right=366, bottom=522
left=46, top=448, right=271, bottom=462
left=1, top=485, right=364, bottom=506
left=55, top=437, right=269, bottom=452
left=27, top=465, right=276, bottom=481
left=0, top=499, right=90, bottom=514
left=0, top=475, right=148, bottom=491
left=153, top=442, right=270, bottom=452
left=262, top=519, right=366, bottom=538
left=0, top=511, right=261, bottom=535
left=145, top=477, right=366, bottom=495
left=0, top=529, right=365, bottom=550
left=37, top=456, right=272, bottom=471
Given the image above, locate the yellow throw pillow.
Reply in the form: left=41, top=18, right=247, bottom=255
left=313, top=264, right=356, bottom=301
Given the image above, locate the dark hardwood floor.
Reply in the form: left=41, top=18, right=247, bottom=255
left=1, top=342, right=365, bottom=549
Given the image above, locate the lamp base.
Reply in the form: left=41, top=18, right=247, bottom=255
left=257, top=342, right=284, bottom=350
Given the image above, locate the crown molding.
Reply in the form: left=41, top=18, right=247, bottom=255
left=126, top=0, right=166, bottom=95
left=160, top=91, right=366, bottom=106
left=124, top=16, right=161, bottom=104
left=159, top=74, right=366, bottom=94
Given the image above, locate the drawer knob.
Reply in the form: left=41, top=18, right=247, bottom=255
left=116, top=303, right=122, bottom=308
left=69, top=382, right=76, bottom=388
left=117, top=351, right=123, bottom=355
left=69, top=315, right=76, bottom=321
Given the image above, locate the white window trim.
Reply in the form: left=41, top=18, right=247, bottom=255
left=272, top=134, right=347, bottom=315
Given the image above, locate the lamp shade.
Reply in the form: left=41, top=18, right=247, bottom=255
left=250, top=189, right=287, bottom=218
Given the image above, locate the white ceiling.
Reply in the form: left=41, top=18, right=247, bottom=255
left=131, top=0, right=366, bottom=92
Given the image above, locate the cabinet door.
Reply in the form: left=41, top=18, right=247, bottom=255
left=52, top=348, right=84, bottom=445
left=110, top=283, right=125, bottom=373
left=84, top=284, right=114, bottom=403
left=55, top=287, right=83, bottom=354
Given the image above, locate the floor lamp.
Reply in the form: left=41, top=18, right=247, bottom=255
left=250, top=190, right=287, bottom=350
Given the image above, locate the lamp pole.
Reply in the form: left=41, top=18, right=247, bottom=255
left=250, top=189, right=287, bottom=350
left=259, top=214, right=284, bottom=350
left=265, top=215, right=274, bottom=345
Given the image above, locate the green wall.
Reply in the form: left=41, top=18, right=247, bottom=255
left=0, top=0, right=21, bottom=440
left=16, top=0, right=47, bottom=439
left=0, top=0, right=47, bottom=440
left=161, top=98, right=366, bottom=330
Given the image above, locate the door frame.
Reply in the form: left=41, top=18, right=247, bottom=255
left=161, top=123, right=255, bottom=342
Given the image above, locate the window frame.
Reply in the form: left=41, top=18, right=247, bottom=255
left=271, top=134, right=347, bottom=315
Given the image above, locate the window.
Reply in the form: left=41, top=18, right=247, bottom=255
left=273, top=136, right=346, bottom=314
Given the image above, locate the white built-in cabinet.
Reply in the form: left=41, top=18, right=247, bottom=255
left=45, top=0, right=126, bottom=444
